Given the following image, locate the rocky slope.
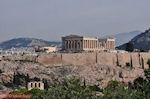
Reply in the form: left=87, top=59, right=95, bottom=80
left=0, top=38, right=61, bottom=50
left=0, top=61, right=144, bottom=93
left=117, top=28, right=150, bottom=50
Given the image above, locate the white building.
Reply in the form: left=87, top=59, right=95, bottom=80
left=62, top=35, right=115, bottom=52
left=27, top=81, right=44, bottom=90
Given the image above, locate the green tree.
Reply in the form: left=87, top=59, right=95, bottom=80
left=144, top=59, right=150, bottom=81
left=147, top=59, right=150, bottom=68
left=11, top=78, right=100, bottom=99
left=125, top=42, right=134, bottom=52
left=103, top=81, right=130, bottom=99
left=130, top=59, right=150, bottom=98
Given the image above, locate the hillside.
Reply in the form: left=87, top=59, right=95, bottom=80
left=0, top=61, right=143, bottom=93
left=0, top=38, right=61, bottom=50
left=117, top=28, right=150, bottom=50
left=104, top=30, right=141, bottom=46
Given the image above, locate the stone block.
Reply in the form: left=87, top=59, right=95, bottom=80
left=62, top=53, right=96, bottom=66
left=117, top=53, right=131, bottom=67
left=97, top=52, right=116, bottom=66
left=140, top=53, right=150, bottom=69
left=131, top=53, right=141, bottom=68
left=37, top=54, right=62, bottom=66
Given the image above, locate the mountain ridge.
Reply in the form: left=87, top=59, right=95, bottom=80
left=0, top=30, right=142, bottom=50
left=0, top=37, right=61, bottom=50
left=103, top=30, right=141, bottom=46
left=117, top=28, right=150, bottom=51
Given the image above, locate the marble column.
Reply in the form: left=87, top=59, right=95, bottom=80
left=83, top=40, right=85, bottom=49
left=90, top=40, right=91, bottom=49
left=96, top=41, right=98, bottom=49
left=72, top=40, right=73, bottom=49
left=69, top=40, right=72, bottom=49
left=79, top=40, right=80, bottom=50
left=86, top=40, right=87, bottom=48
left=85, top=40, right=87, bottom=48
left=67, top=40, right=69, bottom=49
left=87, top=40, right=88, bottom=49
left=91, top=40, right=92, bottom=49
left=64, top=41, right=67, bottom=49
left=73, top=40, right=75, bottom=49
left=84, top=40, right=86, bottom=48
left=94, top=40, right=96, bottom=49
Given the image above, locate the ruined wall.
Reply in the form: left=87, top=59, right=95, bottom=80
left=131, top=53, right=141, bottom=68
left=97, top=53, right=116, bottom=66
left=62, top=53, right=96, bottom=66
left=37, top=52, right=150, bottom=69
left=139, top=53, right=150, bottom=69
left=37, top=54, right=62, bottom=66
left=3, top=52, right=150, bottom=69
left=117, top=53, right=131, bottom=67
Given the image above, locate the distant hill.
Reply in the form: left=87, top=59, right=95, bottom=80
left=104, top=30, right=141, bottom=46
left=0, top=38, right=61, bottom=50
left=117, top=28, right=150, bottom=51
left=0, top=30, right=142, bottom=50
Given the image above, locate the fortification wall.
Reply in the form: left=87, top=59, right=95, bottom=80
left=97, top=53, right=116, bottom=66
left=140, top=53, right=150, bottom=69
left=131, top=53, right=141, bottom=68
left=37, top=54, right=62, bottom=66
left=3, top=52, right=150, bottom=69
left=117, top=53, right=131, bottom=67
left=37, top=52, right=150, bottom=69
left=62, top=53, right=96, bottom=66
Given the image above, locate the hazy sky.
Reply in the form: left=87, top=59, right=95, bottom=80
left=0, top=0, right=150, bottom=42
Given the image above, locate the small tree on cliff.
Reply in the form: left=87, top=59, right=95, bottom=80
left=144, top=59, right=150, bottom=81
left=147, top=59, right=150, bottom=68
left=125, top=42, right=134, bottom=52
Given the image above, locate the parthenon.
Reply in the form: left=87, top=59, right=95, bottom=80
left=62, top=35, right=115, bottom=52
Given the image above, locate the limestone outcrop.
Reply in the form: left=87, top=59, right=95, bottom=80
left=0, top=61, right=144, bottom=93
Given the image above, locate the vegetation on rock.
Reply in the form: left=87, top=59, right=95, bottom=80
left=10, top=59, right=150, bottom=99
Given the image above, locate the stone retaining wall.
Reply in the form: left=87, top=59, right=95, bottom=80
left=3, top=52, right=150, bottom=69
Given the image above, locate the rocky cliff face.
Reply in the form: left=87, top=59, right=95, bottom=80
left=0, top=61, right=144, bottom=93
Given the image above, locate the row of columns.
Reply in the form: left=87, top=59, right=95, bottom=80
left=106, top=41, right=115, bottom=50
left=64, top=40, right=82, bottom=50
left=63, top=40, right=105, bottom=50
left=83, top=40, right=103, bottom=49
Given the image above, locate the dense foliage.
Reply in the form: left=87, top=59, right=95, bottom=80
left=125, top=42, right=134, bottom=52
left=11, top=78, right=101, bottom=99
left=11, top=59, right=150, bottom=99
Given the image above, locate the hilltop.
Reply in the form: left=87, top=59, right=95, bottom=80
left=0, top=38, right=61, bottom=50
left=117, top=28, right=150, bottom=51
left=106, top=30, right=141, bottom=46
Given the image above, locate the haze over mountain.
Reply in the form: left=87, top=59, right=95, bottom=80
left=0, top=30, right=142, bottom=50
left=118, top=28, right=150, bottom=51
left=103, top=30, right=141, bottom=46
left=0, top=38, right=61, bottom=50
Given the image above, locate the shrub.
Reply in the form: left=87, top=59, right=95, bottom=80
left=125, top=62, right=133, bottom=69
left=0, top=69, right=2, bottom=74
left=147, top=59, right=150, bottom=68
left=125, top=42, right=134, bottom=52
